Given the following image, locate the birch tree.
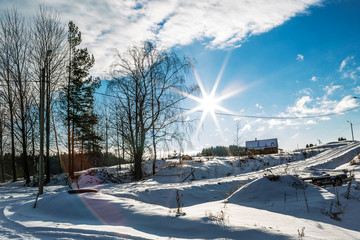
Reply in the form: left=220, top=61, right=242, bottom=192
left=109, top=42, right=194, bottom=180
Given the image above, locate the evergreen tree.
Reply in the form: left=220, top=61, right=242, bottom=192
left=59, top=21, right=100, bottom=178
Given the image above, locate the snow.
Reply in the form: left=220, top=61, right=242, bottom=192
left=1, top=141, right=360, bottom=239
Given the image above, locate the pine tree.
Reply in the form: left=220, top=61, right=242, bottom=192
left=59, top=21, right=100, bottom=178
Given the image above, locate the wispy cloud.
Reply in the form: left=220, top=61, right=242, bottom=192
left=324, top=85, right=342, bottom=95
left=291, top=132, right=300, bottom=139
left=256, top=103, right=263, bottom=109
left=339, top=56, right=354, bottom=72
left=284, top=95, right=356, bottom=116
left=334, top=95, right=358, bottom=112
left=261, top=95, right=357, bottom=129
left=310, top=76, right=317, bottom=82
left=299, top=88, right=311, bottom=95
left=354, top=86, right=360, bottom=95
left=241, top=123, right=252, bottom=131
left=296, top=54, right=304, bottom=61
left=0, top=0, right=322, bottom=75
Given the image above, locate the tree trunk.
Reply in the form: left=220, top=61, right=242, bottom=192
left=31, top=122, right=36, bottom=186
left=71, top=117, right=75, bottom=176
left=134, top=151, right=142, bottom=180
left=10, top=122, right=16, bottom=182
left=8, top=91, right=17, bottom=182
left=116, top=120, right=121, bottom=171
left=51, top=107, right=61, bottom=174
left=45, top=66, right=51, bottom=183
left=121, top=121, right=125, bottom=169
left=67, top=45, right=72, bottom=179
left=0, top=116, right=3, bottom=182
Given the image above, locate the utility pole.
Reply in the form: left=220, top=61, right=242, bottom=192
left=38, top=65, right=45, bottom=195
left=45, top=53, right=51, bottom=184
left=347, top=121, right=354, bottom=141
left=38, top=50, right=52, bottom=195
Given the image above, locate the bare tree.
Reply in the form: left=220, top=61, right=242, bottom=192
left=0, top=9, right=18, bottom=182
left=107, top=96, right=127, bottom=171
left=0, top=101, right=5, bottom=182
left=109, top=42, right=195, bottom=180
left=30, top=5, right=66, bottom=183
left=0, top=8, right=33, bottom=184
left=8, top=8, right=32, bottom=185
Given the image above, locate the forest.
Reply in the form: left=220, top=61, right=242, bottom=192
left=201, top=145, right=246, bottom=157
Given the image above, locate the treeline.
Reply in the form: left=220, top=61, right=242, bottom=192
left=201, top=145, right=246, bottom=156
left=0, top=5, right=196, bottom=183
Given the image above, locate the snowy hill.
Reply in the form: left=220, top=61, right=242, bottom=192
left=1, top=141, right=360, bottom=239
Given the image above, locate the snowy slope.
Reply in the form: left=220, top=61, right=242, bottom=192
left=1, top=141, right=360, bottom=239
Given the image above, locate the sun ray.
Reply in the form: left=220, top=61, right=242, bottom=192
left=215, top=86, right=247, bottom=102
left=210, top=110, right=225, bottom=139
left=193, top=68, right=208, bottom=98
left=170, top=87, right=203, bottom=103
left=210, top=51, right=231, bottom=98
left=174, top=105, right=203, bottom=121
left=195, top=110, right=208, bottom=137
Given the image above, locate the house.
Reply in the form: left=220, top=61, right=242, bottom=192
left=245, top=138, right=278, bottom=155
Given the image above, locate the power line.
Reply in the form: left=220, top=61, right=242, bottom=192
left=93, top=90, right=360, bottom=120
left=2, top=82, right=358, bottom=120
left=184, top=106, right=360, bottom=120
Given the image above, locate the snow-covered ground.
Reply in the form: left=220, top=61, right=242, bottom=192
left=1, top=141, right=360, bottom=239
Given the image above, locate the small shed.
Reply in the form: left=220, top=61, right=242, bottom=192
left=246, top=138, right=278, bottom=155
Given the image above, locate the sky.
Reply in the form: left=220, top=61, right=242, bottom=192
left=1, top=0, right=360, bottom=153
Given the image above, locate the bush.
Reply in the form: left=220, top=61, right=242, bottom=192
left=182, top=155, right=192, bottom=160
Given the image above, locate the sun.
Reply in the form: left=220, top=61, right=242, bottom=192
left=172, top=52, right=246, bottom=137
left=199, top=93, right=219, bottom=114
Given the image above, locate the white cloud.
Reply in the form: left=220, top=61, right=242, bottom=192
left=339, top=56, right=354, bottom=72
left=242, top=123, right=252, bottom=131
left=334, top=95, right=357, bottom=112
left=304, top=120, right=317, bottom=125
left=299, top=88, right=311, bottom=95
left=310, top=76, right=317, bottom=82
left=256, top=103, right=263, bottom=109
left=271, top=95, right=358, bottom=128
left=266, top=98, right=336, bottom=128
left=0, top=0, right=322, bottom=76
left=354, top=86, right=360, bottom=95
left=296, top=54, right=304, bottom=61
left=324, top=85, right=342, bottom=95
left=291, top=133, right=300, bottom=139
left=256, top=126, right=265, bottom=132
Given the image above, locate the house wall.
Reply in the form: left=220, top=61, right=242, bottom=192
left=246, top=138, right=278, bottom=149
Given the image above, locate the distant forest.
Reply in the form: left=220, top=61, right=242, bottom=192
left=201, top=145, right=246, bottom=156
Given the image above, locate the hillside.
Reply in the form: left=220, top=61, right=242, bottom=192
left=1, top=141, right=360, bottom=239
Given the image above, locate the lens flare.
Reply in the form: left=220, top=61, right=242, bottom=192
left=173, top=51, right=246, bottom=139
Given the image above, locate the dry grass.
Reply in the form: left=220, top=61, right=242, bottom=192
left=175, top=190, right=184, bottom=215
left=204, top=209, right=229, bottom=225
left=297, top=227, right=305, bottom=240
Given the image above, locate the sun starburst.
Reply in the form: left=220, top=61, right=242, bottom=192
left=173, top=52, right=246, bottom=138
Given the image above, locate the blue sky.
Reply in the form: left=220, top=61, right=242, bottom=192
left=178, top=0, right=360, bottom=151
left=177, top=1, right=360, bottom=150
left=2, top=0, right=359, bottom=152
